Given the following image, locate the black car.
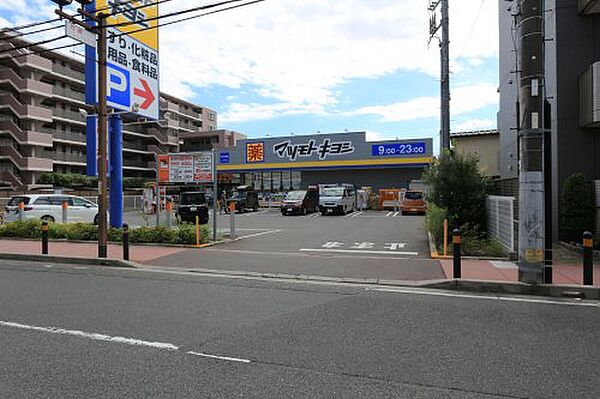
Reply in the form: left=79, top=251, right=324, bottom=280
left=281, top=189, right=319, bottom=215
left=227, top=185, right=259, bottom=213
left=176, top=192, right=209, bottom=224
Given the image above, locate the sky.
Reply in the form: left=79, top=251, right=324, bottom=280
left=0, top=0, right=500, bottom=149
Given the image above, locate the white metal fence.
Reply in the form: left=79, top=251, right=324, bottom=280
left=487, top=195, right=516, bottom=252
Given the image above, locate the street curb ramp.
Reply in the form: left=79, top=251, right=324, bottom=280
left=0, top=252, right=136, bottom=268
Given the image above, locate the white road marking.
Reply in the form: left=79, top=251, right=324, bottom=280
left=300, top=248, right=419, bottom=256
left=371, top=288, right=600, bottom=308
left=0, top=320, right=179, bottom=350
left=234, top=229, right=282, bottom=240
left=0, top=320, right=252, bottom=363
left=343, top=212, right=355, bottom=218
left=385, top=211, right=393, bottom=217
left=351, top=211, right=364, bottom=218
left=392, top=211, right=399, bottom=218
left=202, top=247, right=430, bottom=261
left=186, top=351, right=251, bottom=363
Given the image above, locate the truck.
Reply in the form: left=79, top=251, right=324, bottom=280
left=318, top=183, right=355, bottom=215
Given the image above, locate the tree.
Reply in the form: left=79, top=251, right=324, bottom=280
left=423, top=149, right=489, bottom=231
left=560, top=173, right=595, bottom=242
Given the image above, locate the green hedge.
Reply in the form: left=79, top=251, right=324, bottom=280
left=38, top=173, right=148, bottom=190
left=0, top=220, right=209, bottom=245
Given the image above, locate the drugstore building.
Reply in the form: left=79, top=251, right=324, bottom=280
left=215, top=132, right=433, bottom=192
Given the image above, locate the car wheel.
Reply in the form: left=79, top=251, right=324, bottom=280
left=321, top=211, right=327, bottom=216
left=41, top=215, right=55, bottom=223
left=253, top=204, right=258, bottom=212
left=302, top=207, right=307, bottom=215
left=93, top=214, right=99, bottom=225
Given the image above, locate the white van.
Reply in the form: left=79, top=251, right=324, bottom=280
left=4, top=194, right=101, bottom=224
left=319, top=185, right=355, bottom=215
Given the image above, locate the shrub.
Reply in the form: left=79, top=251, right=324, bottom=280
left=459, top=225, right=505, bottom=257
left=0, top=219, right=43, bottom=238
left=38, top=172, right=98, bottom=188
left=426, top=203, right=447, bottom=249
left=129, top=225, right=177, bottom=244
left=560, top=173, right=595, bottom=243
left=423, top=149, right=489, bottom=231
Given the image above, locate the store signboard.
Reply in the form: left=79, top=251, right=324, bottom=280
left=157, top=152, right=214, bottom=183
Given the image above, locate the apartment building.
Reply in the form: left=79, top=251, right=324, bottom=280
left=179, top=129, right=246, bottom=152
left=0, top=32, right=218, bottom=190
left=497, top=0, right=600, bottom=238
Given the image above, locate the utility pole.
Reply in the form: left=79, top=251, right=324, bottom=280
left=517, top=0, right=545, bottom=284
left=428, top=0, right=450, bottom=151
left=55, top=4, right=109, bottom=258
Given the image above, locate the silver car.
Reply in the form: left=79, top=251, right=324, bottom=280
left=4, top=194, right=101, bottom=224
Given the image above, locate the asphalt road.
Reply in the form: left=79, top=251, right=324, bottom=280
left=1, top=260, right=599, bottom=398
left=143, top=209, right=444, bottom=281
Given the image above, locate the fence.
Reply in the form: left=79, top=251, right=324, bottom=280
left=487, top=195, right=517, bottom=253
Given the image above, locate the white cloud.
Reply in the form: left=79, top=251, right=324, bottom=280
left=453, top=119, right=496, bottom=132
left=349, top=83, right=499, bottom=122
left=156, top=0, right=499, bottom=121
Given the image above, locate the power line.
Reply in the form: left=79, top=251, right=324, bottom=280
left=1, top=0, right=266, bottom=62
left=0, top=34, right=69, bottom=54
left=455, top=0, right=487, bottom=60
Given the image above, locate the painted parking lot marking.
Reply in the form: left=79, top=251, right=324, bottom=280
left=300, top=248, right=419, bottom=256
left=385, top=211, right=393, bottom=217
left=319, top=242, right=410, bottom=251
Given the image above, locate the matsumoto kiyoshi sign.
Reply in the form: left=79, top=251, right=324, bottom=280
left=216, top=132, right=433, bottom=170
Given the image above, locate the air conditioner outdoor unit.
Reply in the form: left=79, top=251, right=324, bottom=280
left=579, top=61, right=600, bottom=127
left=579, top=0, right=600, bottom=14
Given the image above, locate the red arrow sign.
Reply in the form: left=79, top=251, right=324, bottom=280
left=133, top=78, right=155, bottom=110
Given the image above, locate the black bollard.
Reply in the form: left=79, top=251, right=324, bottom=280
left=453, top=228, right=461, bottom=279
left=41, top=221, right=49, bottom=255
left=583, top=231, right=593, bottom=286
left=123, top=223, right=129, bottom=261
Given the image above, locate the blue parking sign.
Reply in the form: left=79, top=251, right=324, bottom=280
left=106, top=62, right=130, bottom=110
left=220, top=152, right=230, bottom=164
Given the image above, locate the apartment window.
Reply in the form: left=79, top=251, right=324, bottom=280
left=208, top=113, right=215, bottom=121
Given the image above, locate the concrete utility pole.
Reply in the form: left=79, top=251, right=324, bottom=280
left=440, top=0, right=450, bottom=150
left=55, top=6, right=109, bottom=258
left=428, top=0, right=450, bottom=151
left=517, top=0, right=545, bottom=284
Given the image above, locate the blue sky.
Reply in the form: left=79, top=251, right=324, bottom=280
left=1, top=0, right=500, bottom=149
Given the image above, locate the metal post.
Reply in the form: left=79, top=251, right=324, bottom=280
left=18, top=201, right=24, bottom=222
left=166, top=200, right=172, bottom=228
left=517, top=0, right=544, bottom=284
left=440, top=0, right=450, bottom=150
left=195, top=215, right=201, bottom=247
left=155, top=154, right=160, bottom=227
left=443, top=218, right=448, bottom=257
left=97, top=13, right=108, bottom=258
left=41, top=221, right=49, bottom=255
left=583, top=231, right=593, bottom=286
left=122, top=223, right=129, bottom=261
left=453, top=228, right=461, bottom=278
left=109, top=114, right=123, bottom=228
left=62, top=201, right=68, bottom=224
left=229, top=202, right=236, bottom=240
left=212, top=148, right=217, bottom=242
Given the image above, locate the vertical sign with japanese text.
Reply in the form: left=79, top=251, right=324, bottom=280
left=95, top=0, right=159, bottom=119
left=157, top=153, right=214, bottom=184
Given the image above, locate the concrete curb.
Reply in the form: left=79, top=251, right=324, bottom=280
left=0, top=237, right=216, bottom=249
left=0, top=252, right=136, bottom=268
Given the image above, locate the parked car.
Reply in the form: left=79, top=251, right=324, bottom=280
left=4, top=194, right=102, bottom=224
left=319, top=185, right=355, bottom=215
left=281, top=188, right=319, bottom=215
left=401, top=190, right=427, bottom=215
left=227, top=185, right=259, bottom=213
left=176, top=191, right=209, bottom=224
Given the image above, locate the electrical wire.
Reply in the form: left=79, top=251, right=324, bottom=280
left=1, top=0, right=266, bottom=62
left=0, top=35, right=69, bottom=54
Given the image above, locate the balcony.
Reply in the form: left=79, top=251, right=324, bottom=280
left=0, top=68, right=53, bottom=95
left=123, top=140, right=151, bottom=152
left=0, top=41, right=53, bottom=72
left=43, top=150, right=86, bottom=164
left=51, top=63, right=85, bottom=84
left=0, top=93, right=53, bottom=122
left=52, top=129, right=87, bottom=144
left=53, top=108, right=86, bottom=124
left=0, top=120, right=53, bottom=147
left=0, top=145, right=53, bottom=171
left=0, top=170, right=25, bottom=188
left=52, top=85, right=85, bottom=104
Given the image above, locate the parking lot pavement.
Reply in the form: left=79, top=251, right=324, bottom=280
left=147, top=209, right=445, bottom=282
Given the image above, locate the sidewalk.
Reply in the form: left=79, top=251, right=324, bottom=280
left=439, top=259, right=600, bottom=287
left=0, top=239, right=188, bottom=264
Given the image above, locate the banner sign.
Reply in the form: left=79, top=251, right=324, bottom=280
left=157, top=152, right=214, bottom=183
left=371, top=142, right=426, bottom=156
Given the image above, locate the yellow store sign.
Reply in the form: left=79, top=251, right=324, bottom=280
left=96, top=0, right=159, bottom=50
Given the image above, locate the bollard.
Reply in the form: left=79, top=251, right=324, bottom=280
left=583, top=231, right=593, bottom=286
left=229, top=201, right=236, bottom=240
left=18, top=201, right=24, bottom=222
left=453, top=228, right=461, bottom=279
left=122, top=223, right=129, bottom=261
left=41, top=221, right=49, bottom=255
left=195, top=215, right=201, bottom=247
left=166, top=200, right=173, bottom=228
left=443, top=219, right=449, bottom=257
left=62, top=201, right=68, bottom=224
